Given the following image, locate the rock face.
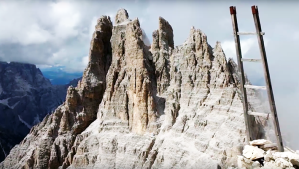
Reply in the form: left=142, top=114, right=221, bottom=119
left=236, top=139, right=299, bottom=169
left=1, top=9, right=275, bottom=169
left=0, top=61, right=81, bottom=162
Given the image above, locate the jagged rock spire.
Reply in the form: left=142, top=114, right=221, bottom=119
left=81, top=15, right=112, bottom=88
left=97, top=13, right=158, bottom=135
left=151, top=17, right=174, bottom=96
left=115, top=8, right=129, bottom=24
left=158, top=17, right=174, bottom=49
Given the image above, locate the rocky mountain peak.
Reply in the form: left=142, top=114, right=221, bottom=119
left=80, top=15, right=112, bottom=89
left=115, top=8, right=129, bottom=24
left=0, top=61, right=52, bottom=91
left=158, top=17, right=174, bottom=49
left=97, top=14, right=158, bottom=136
left=0, top=9, right=273, bottom=169
left=213, top=41, right=229, bottom=69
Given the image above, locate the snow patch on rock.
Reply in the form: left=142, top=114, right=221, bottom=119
left=0, top=98, right=10, bottom=108
left=33, top=114, right=40, bottom=125
left=0, top=98, right=19, bottom=109
left=0, top=141, right=6, bottom=158
left=18, top=115, right=32, bottom=129
left=10, top=101, right=20, bottom=109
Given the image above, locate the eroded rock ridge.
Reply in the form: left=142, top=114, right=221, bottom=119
left=1, top=9, right=271, bottom=169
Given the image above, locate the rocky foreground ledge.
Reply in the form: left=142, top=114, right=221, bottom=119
left=230, top=139, right=299, bottom=169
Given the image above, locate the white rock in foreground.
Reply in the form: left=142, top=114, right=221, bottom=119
left=239, top=140, right=299, bottom=169
left=243, top=145, right=265, bottom=160
left=273, top=151, right=299, bottom=167
left=261, top=143, right=278, bottom=150
left=250, top=139, right=272, bottom=146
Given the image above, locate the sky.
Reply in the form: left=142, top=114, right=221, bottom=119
left=0, top=0, right=299, bottom=149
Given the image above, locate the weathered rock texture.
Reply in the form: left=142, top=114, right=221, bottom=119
left=0, top=9, right=277, bottom=169
left=235, top=139, right=299, bottom=169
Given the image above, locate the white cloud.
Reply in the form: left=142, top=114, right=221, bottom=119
left=49, top=1, right=81, bottom=40
left=0, top=1, right=49, bottom=45
left=89, top=17, right=98, bottom=38
left=36, top=65, right=53, bottom=69
left=222, top=38, right=255, bottom=60
left=82, top=56, right=89, bottom=66
left=221, top=40, right=235, bottom=58
left=241, top=38, right=255, bottom=55
left=293, top=31, right=299, bottom=41
left=22, top=24, right=52, bottom=45
left=63, top=55, right=89, bottom=73
left=104, top=12, right=115, bottom=23
left=50, top=48, right=68, bottom=64
left=0, top=1, right=82, bottom=45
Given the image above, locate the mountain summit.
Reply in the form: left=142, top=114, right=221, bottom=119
left=0, top=9, right=270, bottom=169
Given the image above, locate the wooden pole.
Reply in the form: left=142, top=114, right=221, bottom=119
left=251, top=5, right=284, bottom=152
left=230, top=6, right=253, bottom=143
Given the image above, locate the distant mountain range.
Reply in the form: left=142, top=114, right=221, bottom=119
left=0, top=61, right=81, bottom=162
left=39, top=66, right=82, bottom=85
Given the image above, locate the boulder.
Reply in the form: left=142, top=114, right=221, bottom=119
left=243, top=145, right=265, bottom=160
left=250, top=139, right=272, bottom=146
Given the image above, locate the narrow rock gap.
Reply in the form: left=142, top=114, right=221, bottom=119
left=125, top=93, right=129, bottom=123
left=226, top=90, right=236, bottom=113
left=142, top=138, right=156, bottom=165
left=110, top=71, right=119, bottom=101
left=208, top=44, right=215, bottom=63
left=134, top=68, right=136, bottom=91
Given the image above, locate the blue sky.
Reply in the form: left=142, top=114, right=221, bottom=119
left=0, top=0, right=299, bottom=149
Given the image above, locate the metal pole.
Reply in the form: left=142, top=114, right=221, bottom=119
left=251, top=5, right=284, bottom=152
left=230, top=6, right=253, bottom=143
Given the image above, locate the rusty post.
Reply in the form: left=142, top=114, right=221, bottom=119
left=230, top=6, right=253, bottom=143
left=251, top=5, right=284, bottom=152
